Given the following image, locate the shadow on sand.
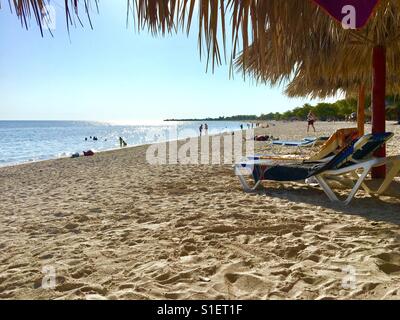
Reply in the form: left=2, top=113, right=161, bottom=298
left=254, top=180, right=400, bottom=226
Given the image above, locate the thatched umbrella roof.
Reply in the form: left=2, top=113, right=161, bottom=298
left=6, top=0, right=400, bottom=102
left=133, top=0, right=348, bottom=70
left=283, top=41, right=400, bottom=99
left=284, top=66, right=400, bottom=99
left=3, top=1, right=350, bottom=66
left=232, top=0, right=400, bottom=99
left=132, top=0, right=400, bottom=106
left=5, top=0, right=400, bottom=99
left=7, top=1, right=399, bottom=71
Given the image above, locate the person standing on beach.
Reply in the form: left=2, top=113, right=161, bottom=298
left=120, top=137, right=128, bottom=147
left=204, top=123, right=208, bottom=135
left=240, top=124, right=243, bottom=130
left=199, top=124, right=203, bottom=136
left=307, top=111, right=317, bottom=133
left=119, top=137, right=125, bottom=148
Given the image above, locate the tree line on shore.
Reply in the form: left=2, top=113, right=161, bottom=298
left=166, top=97, right=400, bottom=123
left=260, top=99, right=359, bottom=121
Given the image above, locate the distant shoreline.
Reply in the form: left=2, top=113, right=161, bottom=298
left=164, top=119, right=267, bottom=122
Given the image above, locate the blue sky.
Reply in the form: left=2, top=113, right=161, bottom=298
left=0, top=1, right=339, bottom=121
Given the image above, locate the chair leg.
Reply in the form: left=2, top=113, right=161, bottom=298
left=315, top=165, right=371, bottom=205
left=237, top=173, right=263, bottom=193
left=315, top=175, right=340, bottom=202
left=343, top=166, right=371, bottom=205
left=355, top=159, right=400, bottom=196
left=349, top=170, right=373, bottom=194
left=375, top=160, right=400, bottom=195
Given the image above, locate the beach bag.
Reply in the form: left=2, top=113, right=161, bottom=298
left=83, top=150, right=95, bottom=157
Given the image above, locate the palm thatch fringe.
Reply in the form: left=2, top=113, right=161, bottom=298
left=4, top=0, right=98, bottom=35
left=4, top=0, right=400, bottom=98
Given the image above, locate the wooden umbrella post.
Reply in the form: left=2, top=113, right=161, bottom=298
left=357, top=84, right=366, bottom=137
left=371, top=45, right=386, bottom=179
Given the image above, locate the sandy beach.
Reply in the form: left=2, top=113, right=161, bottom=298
left=0, top=121, right=399, bottom=300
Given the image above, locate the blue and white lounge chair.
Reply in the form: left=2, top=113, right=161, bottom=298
left=248, top=128, right=359, bottom=162
left=270, top=136, right=328, bottom=154
left=272, top=138, right=316, bottom=147
left=235, top=132, right=399, bottom=205
left=271, top=137, right=316, bottom=147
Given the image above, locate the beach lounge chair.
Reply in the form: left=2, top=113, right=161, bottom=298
left=269, top=137, right=321, bottom=154
left=235, top=132, right=399, bottom=205
left=272, top=137, right=318, bottom=147
left=249, top=128, right=359, bottom=162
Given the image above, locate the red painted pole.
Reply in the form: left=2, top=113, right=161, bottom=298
left=371, top=45, right=386, bottom=179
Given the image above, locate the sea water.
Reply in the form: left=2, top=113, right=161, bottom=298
left=0, top=120, right=247, bottom=167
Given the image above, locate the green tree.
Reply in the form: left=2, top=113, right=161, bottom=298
left=334, top=99, right=357, bottom=120
left=385, top=96, right=400, bottom=123
left=314, top=103, right=339, bottom=121
left=296, top=103, right=314, bottom=120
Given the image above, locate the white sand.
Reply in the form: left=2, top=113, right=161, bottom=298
left=0, top=121, right=399, bottom=300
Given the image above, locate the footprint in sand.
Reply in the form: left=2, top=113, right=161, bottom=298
left=70, top=265, right=94, bottom=279
left=374, top=252, right=400, bottom=274
left=180, top=244, right=197, bottom=256
left=207, top=225, right=236, bottom=233
left=64, top=223, right=79, bottom=230
left=223, top=272, right=271, bottom=296
left=88, top=208, right=103, bottom=214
